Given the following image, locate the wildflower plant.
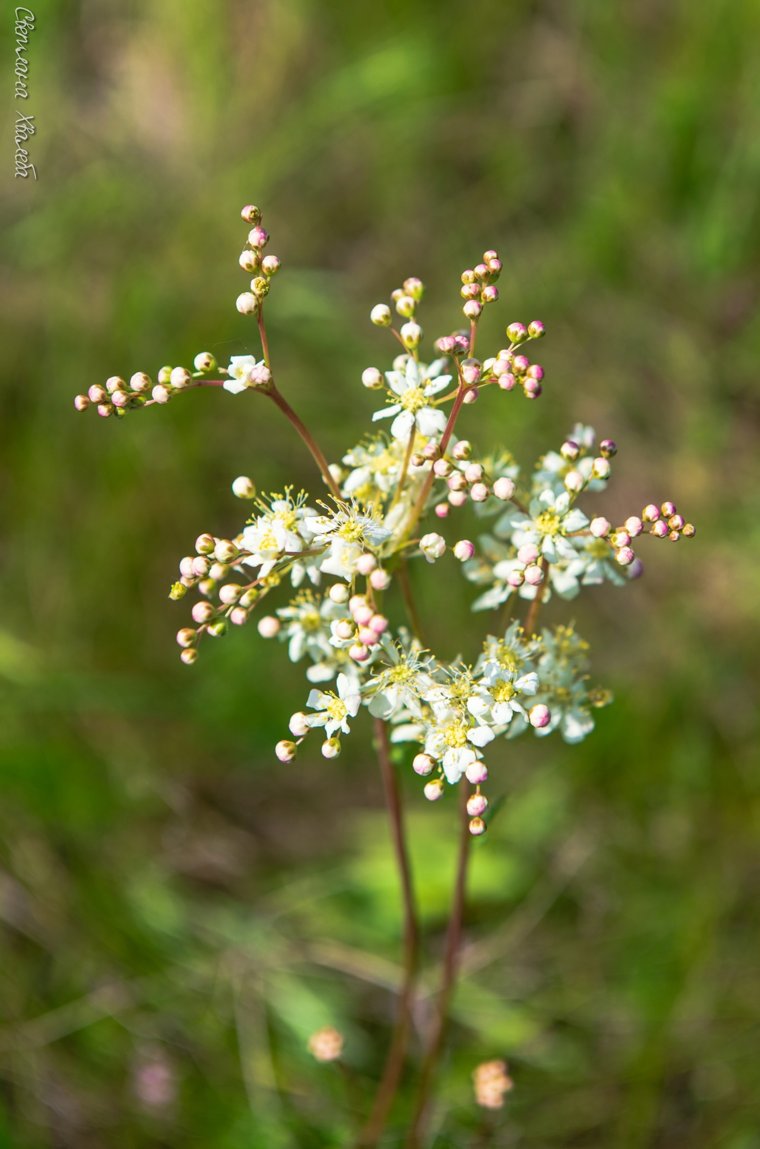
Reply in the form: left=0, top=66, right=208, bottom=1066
left=75, top=205, right=695, bottom=1147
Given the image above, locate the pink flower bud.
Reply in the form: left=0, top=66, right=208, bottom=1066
left=461, top=358, right=482, bottom=385
left=506, top=322, right=528, bottom=343
left=528, top=319, right=545, bottom=338
left=651, top=519, right=669, bottom=538
left=642, top=503, right=660, bottom=522
left=74, top=394, right=90, bottom=411
left=435, top=503, right=449, bottom=519
left=467, top=793, right=488, bottom=817
left=529, top=704, right=551, bottom=729
left=462, top=387, right=479, bottom=404
left=176, top=628, right=196, bottom=649
left=661, top=501, right=677, bottom=517
left=257, top=615, right=280, bottom=637
left=349, top=595, right=367, bottom=613
left=433, top=458, right=452, bottom=477
left=191, top=602, right=214, bottom=624
left=524, top=563, right=544, bottom=586
left=616, top=546, right=636, bottom=566
left=358, top=627, right=377, bottom=646
left=523, top=377, right=542, bottom=399
left=464, top=463, right=483, bottom=483
left=561, top=440, right=580, bottom=461
left=424, top=779, right=445, bottom=801
left=321, top=738, right=341, bottom=759
left=611, top=531, right=631, bottom=549
left=247, top=225, right=269, bottom=248
left=512, top=354, right=529, bottom=375
left=592, top=457, right=611, bottom=479
left=352, top=604, right=373, bottom=626
left=493, top=476, right=515, bottom=500
left=448, top=472, right=466, bottom=491
left=349, top=644, right=370, bottom=662
left=370, top=568, right=391, bottom=590
left=454, top=539, right=475, bottom=562
left=481, top=285, right=499, bottom=303
left=498, top=372, right=516, bottom=391
left=526, top=363, right=544, bottom=381
left=152, top=385, right=171, bottom=404
left=229, top=607, right=248, bottom=626
left=590, top=517, right=611, bottom=538
left=465, top=761, right=489, bottom=784
left=448, top=490, right=467, bottom=507
left=452, top=440, right=471, bottom=460
left=517, top=542, right=539, bottom=565
left=413, top=753, right=435, bottom=776
left=469, top=816, right=487, bottom=836
left=564, top=470, right=584, bottom=492
left=356, top=553, right=377, bottom=576
left=463, top=300, right=482, bottom=319
left=370, top=304, right=392, bottom=326
left=369, top=614, right=388, bottom=635
left=507, top=569, right=524, bottom=587
left=329, top=583, right=349, bottom=604
left=192, top=556, right=210, bottom=577
left=470, top=482, right=489, bottom=502
left=334, top=619, right=355, bottom=641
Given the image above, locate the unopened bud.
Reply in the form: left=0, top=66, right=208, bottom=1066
left=424, top=779, right=445, bottom=801
left=370, top=304, right=392, bottom=327
left=454, top=539, right=475, bottom=562
left=257, top=615, right=280, bottom=637
left=276, top=740, right=297, bottom=763
left=236, top=292, right=257, bottom=315
left=529, top=704, right=551, bottom=728
left=413, top=753, right=435, bottom=776
left=362, top=367, right=383, bottom=390
left=232, top=475, right=256, bottom=499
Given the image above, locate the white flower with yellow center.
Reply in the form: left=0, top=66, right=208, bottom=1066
left=224, top=355, right=272, bottom=395
left=467, top=672, right=539, bottom=730
left=305, top=673, right=361, bottom=737
left=506, top=489, right=588, bottom=562
left=242, top=496, right=319, bottom=577
left=311, top=504, right=392, bottom=581
left=372, top=358, right=451, bottom=442
left=424, top=704, right=494, bottom=784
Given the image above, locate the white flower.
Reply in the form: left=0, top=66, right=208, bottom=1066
left=305, top=673, right=361, bottom=737
left=311, top=504, right=392, bottom=582
left=466, top=672, right=538, bottom=730
left=224, top=355, right=272, bottom=395
left=366, top=638, right=438, bottom=719
left=424, top=707, right=492, bottom=784
left=241, top=494, right=319, bottom=577
left=503, top=489, right=588, bottom=563
left=372, top=358, right=451, bottom=442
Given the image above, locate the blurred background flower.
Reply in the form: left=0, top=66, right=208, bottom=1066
left=2, top=1, right=759, bottom=1145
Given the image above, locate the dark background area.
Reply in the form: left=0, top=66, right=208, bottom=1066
left=2, top=1, right=759, bottom=1145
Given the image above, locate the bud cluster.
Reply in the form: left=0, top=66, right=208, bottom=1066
left=472, top=1059, right=514, bottom=1109
left=459, top=249, right=503, bottom=320
left=235, top=205, right=281, bottom=315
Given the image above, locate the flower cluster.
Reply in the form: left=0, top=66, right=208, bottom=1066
left=76, top=205, right=695, bottom=837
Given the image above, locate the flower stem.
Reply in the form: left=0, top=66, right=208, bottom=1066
left=403, top=371, right=467, bottom=539
left=355, top=719, right=421, bottom=1148
left=268, top=387, right=341, bottom=499
left=404, top=784, right=472, bottom=1149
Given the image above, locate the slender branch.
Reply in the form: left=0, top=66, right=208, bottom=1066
left=397, top=561, right=426, bottom=645
left=355, top=719, right=421, bottom=1148
left=268, top=388, right=341, bottom=498
left=405, top=784, right=472, bottom=1149
left=257, top=304, right=272, bottom=367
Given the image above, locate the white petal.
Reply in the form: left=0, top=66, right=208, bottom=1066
left=390, top=410, right=415, bottom=441
left=372, top=403, right=402, bottom=422
left=416, top=407, right=447, bottom=438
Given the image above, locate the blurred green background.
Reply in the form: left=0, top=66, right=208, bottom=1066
left=3, top=1, right=760, bottom=1146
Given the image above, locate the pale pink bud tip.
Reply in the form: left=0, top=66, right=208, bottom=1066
left=470, top=482, right=489, bottom=502
left=529, top=704, right=551, bottom=729
left=321, top=738, right=341, bottom=759
left=257, top=616, right=281, bottom=638
left=467, top=793, right=488, bottom=817
left=349, top=644, right=370, bottom=662
left=369, top=569, right=391, bottom=590
left=275, top=740, right=296, bottom=763
left=465, top=761, right=489, bottom=784
left=590, top=517, right=611, bottom=538
left=413, top=753, right=435, bottom=776
left=493, top=476, right=515, bottom=501
left=356, top=553, right=377, bottom=576
left=424, top=779, right=445, bottom=801
left=517, top=542, right=539, bottom=565
left=616, top=546, right=636, bottom=566
left=469, top=816, right=487, bottom=836
left=454, top=539, right=475, bottom=562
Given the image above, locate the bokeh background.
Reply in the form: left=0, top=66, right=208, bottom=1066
left=3, top=1, right=760, bottom=1146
